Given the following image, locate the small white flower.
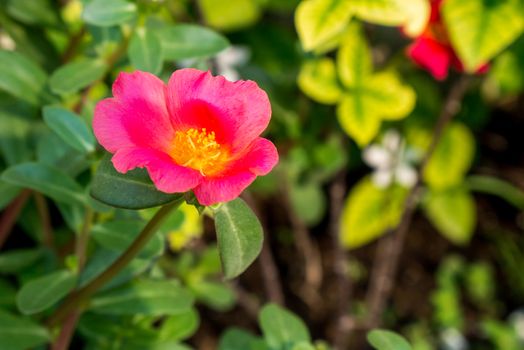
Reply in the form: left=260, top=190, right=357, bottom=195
left=177, top=46, right=250, bottom=82
left=363, top=130, right=419, bottom=188
left=440, top=328, right=468, bottom=350
left=215, top=46, right=250, bottom=81
left=509, top=309, right=524, bottom=341
left=0, top=30, right=16, bottom=51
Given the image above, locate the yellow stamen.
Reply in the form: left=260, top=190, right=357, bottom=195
left=170, top=128, right=228, bottom=176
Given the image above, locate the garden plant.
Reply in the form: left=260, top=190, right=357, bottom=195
left=1, top=0, right=524, bottom=349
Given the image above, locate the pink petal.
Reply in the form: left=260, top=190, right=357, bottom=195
left=166, top=69, right=271, bottom=153
left=407, top=36, right=452, bottom=80
left=192, top=137, right=278, bottom=205
left=229, top=137, right=279, bottom=176
left=193, top=171, right=257, bottom=206
left=112, top=147, right=202, bottom=193
left=93, top=71, right=174, bottom=153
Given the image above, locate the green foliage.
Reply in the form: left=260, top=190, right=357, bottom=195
left=128, top=27, right=163, bottom=75
left=259, top=303, right=311, bottom=348
left=340, top=177, right=407, bottom=249
left=424, top=123, right=475, bottom=190
left=2, top=162, right=87, bottom=206
left=1, top=0, right=523, bottom=348
left=199, top=0, right=261, bottom=31
left=42, top=106, right=96, bottom=154
left=16, top=269, right=77, bottom=315
left=91, top=220, right=165, bottom=259
left=90, top=154, right=182, bottom=209
left=89, top=279, right=194, bottom=316
left=49, top=58, right=108, bottom=96
left=295, top=0, right=354, bottom=52
left=214, top=198, right=263, bottom=279
left=82, top=0, right=137, bottom=27
left=442, top=0, right=524, bottom=71
left=298, top=22, right=415, bottom=146
left=0, top=310, right=50, bottom=350
left=367, top=329, right=412, bottom=350
left=158, top=24, right=229, bottom=60
left=423, top=187, right=476, bottom=245
left=0, top=50, right=48, bottom=105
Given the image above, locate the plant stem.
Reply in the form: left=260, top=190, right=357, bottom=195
left=47, top=199, right=183, bottom=327
left=365, top=76, right=473, bottom=328
left=76, top=208, right=94, bottom=271
left=329, top=170, right=354, bottom=350
left=51, top=207, right=94, bottom=350
left=0, top=189, right=32, bottom=250
left=34, top=193, right=54, bottom=249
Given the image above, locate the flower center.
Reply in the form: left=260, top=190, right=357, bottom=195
left=170, top=128, right=227, bottom=176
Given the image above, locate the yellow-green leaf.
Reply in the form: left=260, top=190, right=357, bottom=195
left=199, top=0, right=261, bottom=31
left=365, top=71, right=417, bottom=120
left=442, top=0, right=524, bottom=71
left=337, top=22, right=372, bottom=88
left=340, top=177, right=407, bottom=249
left=423, top=187, right=476, bottom=245
left=350, top=0, right=408, bottom=26
left=424, top=123, right=475, bottom=190
left=297, top=58, right=343, bottom=104
left=337, top=93, right=381, bottom=146
left=350, top=0, right=429, bottom=36
left=295, top=0, right=353, bottom=52
left=336, top=72, right=415, bottom=146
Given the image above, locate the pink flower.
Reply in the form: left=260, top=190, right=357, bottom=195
left=93, top=69, right=278, bottom=206
left=406, top=0, right=488, bottom=80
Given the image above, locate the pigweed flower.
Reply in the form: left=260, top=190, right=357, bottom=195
left=93, top=69, right=278, bottom=205
left=363, top=130, right=419, bottom=189
left=406, top=0, right=487, bottom=80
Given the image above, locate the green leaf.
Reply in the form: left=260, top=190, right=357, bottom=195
left=1, top=162, right=86, bottom=206
left=6, top=0, right=58, bottom=27
left=295, top=0, right=353, bottom=52
left=49, top=58, right=107, bottom=95
left=423, top=187, right=476, bottom=245
left=16, top=269, right=77, bottom=315
left=83, top=0, right=137, bottom=27
left=259, top=303, right=310, bottom=349
left=198, top=0, right=261, bottom=31
left=91, top=220, right=164, bottom=259
left=0, top=181, right=20, bottom=210
left=0, top=279, right=16, bottom=307
left=214, top=198, right=263, bottom=279
left=340, top=177, right=407, bottom=249
left=158, top=24, right=229, bottom=60
left=90, top=154, right=182, bottom=209
left=0, top=248, right=44, bottom=274
left=0, top=50, right=47, bottom=105
left=159, top=309, right=200, bottom=342
left=0, top=109, right=33, bottom=165
left=335, top=26, right=415, bottom=146
left=0, top=310, right=50, bottom=350
left=42, top=106, right=95, bottom=154
left=289, top=182, right=326, bottom=226
left=466, top=175, right=524, bottom=210
left=442, top=0, right=524, bottom=71
left=89, top=279, right=194, bottom=315
left=424, top=123, right=475, bottom=190
left=337, top=22, right=372, bottom=88
left=218, top=328, right=262, bottom=350
left=128, top=27, right=163, bottom=75
left=190, top=280, right=236, bottom=311
left=367, top=329, right=412, bottom=350
left=297, top=58, right=343, bottom=104
left=79, top=249, right=150, bottom=290
left=350, top=0, right=429, bottom=36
